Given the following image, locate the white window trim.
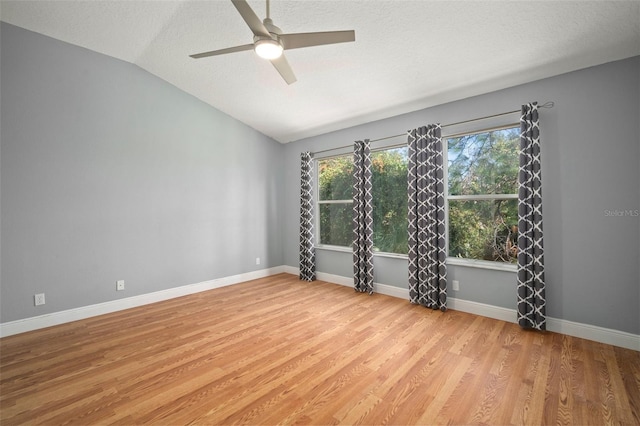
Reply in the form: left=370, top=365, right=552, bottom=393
left=315, top=146, right=411, bottom=257
left=447, top=194, right=518, bottom=200
left=316, top=244, right=352, bottom=253
left=447, top=256, right=517, bottom=272
left=313, top=115, right=522, bottom=269
left=317, top=199, right=352, bottom=204
left=315, top=245, right=516, bottom=272
left=443, top=121, right=520, bottom=266
left=314, top=155, right=353, bottom=250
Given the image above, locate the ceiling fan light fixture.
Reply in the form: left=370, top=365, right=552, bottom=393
left=254, top=38, right=283, bottom=60
left=189, top=0, right=355, bottom=84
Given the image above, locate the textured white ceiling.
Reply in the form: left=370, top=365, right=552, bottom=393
left=2, top=0, right=639, bottom=143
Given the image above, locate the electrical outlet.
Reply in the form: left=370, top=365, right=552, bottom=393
left=34, top=293, right=46, bottom=306
left=116, top=280, right=125, bottom=291
left=452, top=280, right=460, bottom=291
left=256, top=257, right=260, bottom=265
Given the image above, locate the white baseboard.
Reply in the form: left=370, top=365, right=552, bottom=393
left=3, top=265, right=638, bottom=351
left=282, top=265, right=301, bottom=276
left=283, top=266, right=410, bottom=300
left=546, top=317, right=640, bottom=351
left=284, top=266, right=640, bottom=351
left=0, top=266, right=285, bottom=338
left=446, top=297, right=517, bottom=323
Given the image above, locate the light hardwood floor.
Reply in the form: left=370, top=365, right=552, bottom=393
left=1, top=273, right=638, bottom=425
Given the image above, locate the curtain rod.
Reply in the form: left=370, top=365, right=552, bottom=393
left=312, top=101, right=554, bottom=155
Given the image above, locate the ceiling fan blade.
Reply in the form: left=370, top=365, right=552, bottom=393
left=271, top=54, right=297, bottom=85
left=231, top=0, right=271, bottom=38
left=280, top=30, right=355, bottom=50
left=190, top=44, right=254, bottom=59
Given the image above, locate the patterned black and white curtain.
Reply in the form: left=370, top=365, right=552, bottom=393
left=299, top=151, right=316, bottom=281
left=407, top=125, right=447, bottom=311
left=517, top=103, right=546, bottom=329
left=353, top=140, right=374, bottom=294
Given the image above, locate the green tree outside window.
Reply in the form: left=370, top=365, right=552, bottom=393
left=316, top=126, right=519, bottom=263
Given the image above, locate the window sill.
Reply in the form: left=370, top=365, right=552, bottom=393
left=446, top=257, right=517, bottom=272
left=316, top=244, right=352, bottom=253
left=316, top=245, right=409, bottom=259
left=316, top=245, right=517, bottom=272
left=373, top=251, right=408, bottom=260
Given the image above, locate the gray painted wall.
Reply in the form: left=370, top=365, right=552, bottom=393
left=2, top=22, right=638, bottom=336
left=1, top=23, right=283, bottom=322
left=282, top=56, right=640, bottom=335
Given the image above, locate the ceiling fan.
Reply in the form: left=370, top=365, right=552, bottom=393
left=190, top=0, right=356, bottom=84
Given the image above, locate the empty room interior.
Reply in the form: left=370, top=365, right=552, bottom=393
left=1, top=0, right=639, bottom=425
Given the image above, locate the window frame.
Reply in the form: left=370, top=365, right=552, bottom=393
left=313, top=115, right=520, bottom=272
left=314, top=138, right=409, bottom=256
left=314, top=151, right=354, bottom=252
left=442, top=118, right=520, bottom=271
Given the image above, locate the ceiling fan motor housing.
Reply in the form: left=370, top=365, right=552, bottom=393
left=253, top=18, right=284, bottom=52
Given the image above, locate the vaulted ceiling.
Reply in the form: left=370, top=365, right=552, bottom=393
left=2, top=1, right=639, bottom=143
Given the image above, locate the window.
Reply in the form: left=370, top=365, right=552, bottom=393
left=371, top=147, right=408, bottom=254
left=317, top=155, right=353, bottom=247
left=316, top=124, right=519, bottom=266
left=317, top=146, right=409, bottom=254
left=446, top=126, right=519, bottom=263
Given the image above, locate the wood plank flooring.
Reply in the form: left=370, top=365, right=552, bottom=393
left=1, top=273, right=638, bottom=425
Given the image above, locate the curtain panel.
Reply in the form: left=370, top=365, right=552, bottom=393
left=353, top=140, right=374, bottom=294
left=299, top=151, right=316, bottom=281
left=407, top=125, right=447, bottom=311
left=517, top=103, right=546, bottom=329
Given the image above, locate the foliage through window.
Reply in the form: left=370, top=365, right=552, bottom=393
left=446, top=127, right=519, bottom=263
left=371, top=148, right=408, bottom=254
left=317, top=147, right=408, bottom=254
left=317, top=156, right=353, bottom=247
left=316, top=125, right=519, bottom=264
